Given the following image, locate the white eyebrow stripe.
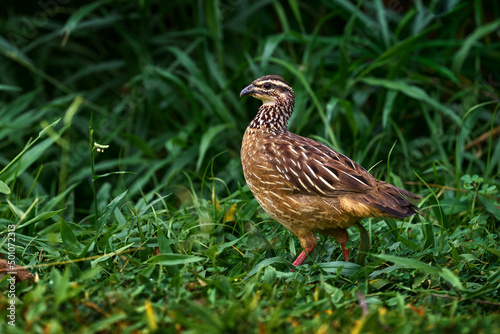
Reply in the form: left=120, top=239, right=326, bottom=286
left=257, top=79, right=290, bottom=87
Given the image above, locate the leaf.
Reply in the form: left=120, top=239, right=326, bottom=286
left=60, top=219, right=84, bottom=256
left=287, top=0, right=304, bottom=33
left=0, top=35, right=34, bottom=68
left=263, top=266, right=277, bottom=285
left=3, top=139, right=54, bottom=181
left=156, top=228, right=173, bottom=254
left=1, top=118, right=61, bottom=182
left=43, top=182, right=80, bottom=212
left=0, top=84, right=21, bottom=92
left=17, top=209, right=65, bottom=229
left=52, top=267, right=71, bottom=305
left=93, top=171, right=136, bottom=180
left=328, top=0, right=373, bottom=28
left=374, top=0, right=391, bottom=48
left=205, top=0, right=222, bottom=42
left=439, top=268, right=463, bottom=290
left=90, top=243, right=135, bottom=267
left=196, top=124, right=232, bottom=172
left=6, top=199, right=25, bottom=219
left=375, top=254, right=463, bottom=290
left=382, top=90, right=398, bottom=129
left=356, top=222, right=370, bottom=265
left=120, top=132, right=156, bottom=158
left=137, top=195, right=171, bottom=217
left=370, top=278, right=393, bottom=290
left=361, top=77, right=461, bottom=124
left=486, top=267, right=500, bottom=283
left=95, top=190, right=128, bottom=233
left=369, top=265, right=404, bottom=278
left=475, top=244, right=500, bottom=258
left=377, top=255, right=439, bottom=273
left=414, top=56, right=460, bottom=84
left=87, top=315, right=129, bottom=332
left=317, top=261, right=362, bottom=276
left=423, top=222, right=435, bottom=250
left=415, top=173, right=450, bottom=230
left=217, top=236, right=245, bottom=254
left=184, top=300, right=224, bottom=331
left=248, top=257, right=292, bottom=276
left=261, top=34, right=287, bottom=67
left=39, top=117, right=61, bottom=138
left=354, top=23, right=441, bottom=82
left=0, top=180, right=10, bottom=194
left=146, top=254, right=205, bottom=266
left=452, top=20, right=500, bottom=73
left=61, top=1, right=111, bottom=46
left=478, top=195, right=500, bottom=220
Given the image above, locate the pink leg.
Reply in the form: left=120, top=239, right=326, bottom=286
left=331, top=229, right=350, bottom=262
left=339, top=239, right=350, bottom=262
left=292, top=245, right=316, bottom=267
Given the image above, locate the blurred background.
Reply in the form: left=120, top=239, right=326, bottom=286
left=1, top=0, right=499, bottom=217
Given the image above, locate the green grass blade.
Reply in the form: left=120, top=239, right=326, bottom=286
left=452, top=19, right=500, bottom=73
left=147, top=254, right=205, bottom=266
left=196, top=124, right=232, bottom=172
left=362, top=77, right=461, bottom=124
left=375, top=254, right=463, bottom=290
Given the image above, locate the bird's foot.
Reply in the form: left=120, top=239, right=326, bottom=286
left=291, top=245, right=316, bottom=267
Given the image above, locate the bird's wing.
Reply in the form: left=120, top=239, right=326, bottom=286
left=264, top=133, right=374, bottom=197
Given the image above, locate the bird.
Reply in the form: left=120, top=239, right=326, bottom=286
left=239, top=74, right=421, bottom=267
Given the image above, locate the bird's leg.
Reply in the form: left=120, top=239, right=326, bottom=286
left=292, top=245, right=316, bottom=267
left=291, top=232, right=317, bottom=267
left=330, top=229, right=350, bottom=262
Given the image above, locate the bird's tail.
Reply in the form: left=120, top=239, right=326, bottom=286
left=371, top=182, right=421, bottom=219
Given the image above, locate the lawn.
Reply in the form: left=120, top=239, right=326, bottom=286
left=0, top=1, right=499, bottom=333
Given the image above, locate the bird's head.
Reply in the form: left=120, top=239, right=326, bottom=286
left=240, top=75, right=294, bottom=106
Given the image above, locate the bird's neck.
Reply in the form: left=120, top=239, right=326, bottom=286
left=248, top=99, right=294, bottom=132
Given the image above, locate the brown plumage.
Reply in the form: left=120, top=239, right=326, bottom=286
left=240, top=75, right=421, bottom=266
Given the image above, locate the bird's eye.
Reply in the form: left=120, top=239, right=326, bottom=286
left=263, top=83, right=272, bottom=89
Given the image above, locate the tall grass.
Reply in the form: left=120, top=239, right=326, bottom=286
left=0, top=1, right=499, bottom=332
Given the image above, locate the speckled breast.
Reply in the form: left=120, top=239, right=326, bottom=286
left=240, top=128, right=356, bottom=231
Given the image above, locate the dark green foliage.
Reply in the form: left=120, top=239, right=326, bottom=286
left=0, top=0, right=499, bottom=332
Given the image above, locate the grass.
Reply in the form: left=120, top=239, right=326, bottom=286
left=0, top=0, right=499, bottom=333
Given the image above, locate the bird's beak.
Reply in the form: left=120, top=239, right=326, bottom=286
left=240, top=84, right=255, bottom=97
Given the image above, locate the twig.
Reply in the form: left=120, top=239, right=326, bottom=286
left=465, top=126, right=500, bottom=150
